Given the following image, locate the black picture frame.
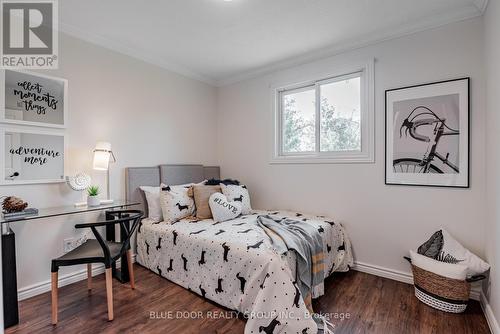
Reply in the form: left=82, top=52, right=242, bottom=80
left=385, top=77, right=470, bottom=188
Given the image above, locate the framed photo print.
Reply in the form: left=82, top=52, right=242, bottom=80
left=385, top=78, right=469, bottom=188
left=0, top=70, right=68, bottom=128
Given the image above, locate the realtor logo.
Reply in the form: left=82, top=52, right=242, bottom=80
left=1, top=0, right=58, bottom=68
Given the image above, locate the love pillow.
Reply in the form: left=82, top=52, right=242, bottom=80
left=209, top=193, right=242, bottom=223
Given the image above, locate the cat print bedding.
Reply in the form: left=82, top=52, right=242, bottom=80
left=136, top=210, right=353, bottom=334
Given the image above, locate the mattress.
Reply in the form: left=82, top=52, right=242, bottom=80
left=137, top=210, right=353, bottom=334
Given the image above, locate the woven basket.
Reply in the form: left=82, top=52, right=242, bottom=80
left=411, top=264, right=471, bottom=313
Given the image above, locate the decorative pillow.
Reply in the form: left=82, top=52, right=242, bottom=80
left=220, top=183, right=252, bottom=215
left=139, top=186, right=162, bottom=221
left=418, top=229, right=490, bottom=276
left=193, top=185, right=221, bottom=219
left=417, top=230, right=443, bottom=258
left=209, top=192, right=242, bottom=223
left=159, top=183, right=195, bottom=222
left=410, top=250, right=467, bottom=280
left=440, top=229, right=490, bottom=276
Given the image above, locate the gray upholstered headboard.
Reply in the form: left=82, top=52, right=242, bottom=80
left=125, top=164, right=220, bottom=216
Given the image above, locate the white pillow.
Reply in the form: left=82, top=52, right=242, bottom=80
left=209, top=192, right=242, bottom=223
left=159, top=183, right=195, bottom=222
left=440, top=229, right=490, bottom=276
left=139, top=186, right=162, bottom=221
left=410, top=250, right=467, bottom=280
left=220, top=184, right=252, bottom=215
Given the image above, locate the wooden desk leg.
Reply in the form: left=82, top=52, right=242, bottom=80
left=105, top=211, right=130, bottom=284
left=2, top=227, right=19, bottom=328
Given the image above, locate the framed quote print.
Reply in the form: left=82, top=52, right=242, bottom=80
left=385, top=78, right=469, bottom=188
left=0, top=69, right=68, bottom=128
left=0, top=126, right=65, bottom=185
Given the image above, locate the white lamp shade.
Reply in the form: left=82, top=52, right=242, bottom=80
left=93, top=142, right=112, bottom=170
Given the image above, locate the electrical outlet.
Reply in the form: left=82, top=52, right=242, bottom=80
left=63, top=238, right=74, bottom=253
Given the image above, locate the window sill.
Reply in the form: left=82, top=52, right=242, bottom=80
left=270, top=153, right=375, bottom=164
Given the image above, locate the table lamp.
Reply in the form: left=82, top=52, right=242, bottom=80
left=93, top=141, right=116, bottom=204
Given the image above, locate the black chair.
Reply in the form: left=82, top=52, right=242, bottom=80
left=51, top=210, right=143, bottom=324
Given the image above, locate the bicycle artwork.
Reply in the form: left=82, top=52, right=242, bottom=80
left=385, top=78, right=470, bottom=188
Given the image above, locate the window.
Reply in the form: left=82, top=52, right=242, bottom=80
left=272, top=62, right=374, bottom=163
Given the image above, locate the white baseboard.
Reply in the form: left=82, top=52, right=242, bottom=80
left=18, top=255, right=135, bottom=301
left=352, top=261, right=481, bottom=301
left=480, top=292, right=500, bottom=334
left=352, top=261, right=413, bottom=284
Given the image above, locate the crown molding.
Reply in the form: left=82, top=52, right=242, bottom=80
left=59, top=1, right=486, bottom=88
left=216, top=4, right=485, bottom=87
left=473, top=0, right=489, bottom=14
left=59, top=22, right=216, bottom=86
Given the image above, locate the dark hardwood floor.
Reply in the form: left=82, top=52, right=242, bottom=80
left=6, top=265, right=490, bottom=334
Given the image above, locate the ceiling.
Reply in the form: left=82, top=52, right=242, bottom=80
left=59, top=0, right=488, bottom=86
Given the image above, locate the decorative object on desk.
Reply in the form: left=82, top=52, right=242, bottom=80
left=1, top=196, right=28, bottom=213
left=67, top=172, right=91, bottom=191
left=87, top=185, right=100, bottom=207
left=3, top=208, right=39, bottom=219
left=1, top=70, right=68, bottom=128
left=66, top=172, right=92, bottom=206
left=385, top=78, right=469, bottom=188
left=93, top=142, right=115, bottom=204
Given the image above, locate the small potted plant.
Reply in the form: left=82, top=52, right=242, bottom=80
left=87, top=185, right=100, bottom=207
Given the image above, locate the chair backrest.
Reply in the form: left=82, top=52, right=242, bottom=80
left=105, top=210, right=143, bottom=257
left=76, top=210, right=143, bottom=266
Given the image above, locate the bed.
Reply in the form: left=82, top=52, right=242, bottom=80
left=127, top=164, right=353, bottom=334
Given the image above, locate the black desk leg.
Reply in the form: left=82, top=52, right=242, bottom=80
left=105, top=211, right=130, bottom=283
left=2, top=228, right=19, bottom=328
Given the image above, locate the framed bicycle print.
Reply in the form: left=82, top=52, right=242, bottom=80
left=385, top=77, right=469, bottom=188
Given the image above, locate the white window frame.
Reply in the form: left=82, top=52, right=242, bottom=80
left=271, top=59, right=374, bottom=164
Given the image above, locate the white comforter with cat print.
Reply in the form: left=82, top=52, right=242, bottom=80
left=136, top=210, right=353, bottom=334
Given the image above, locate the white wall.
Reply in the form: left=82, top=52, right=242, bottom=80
left=217, top=18, right=486, bottom=276
left=484, top=0, right=500, bottom=327
left=2, top=33, right=218, bottom=293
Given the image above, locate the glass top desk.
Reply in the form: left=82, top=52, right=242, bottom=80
left=1, top=199, right=140, bottom=226
left=1, top=199, right=140, bottom=329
